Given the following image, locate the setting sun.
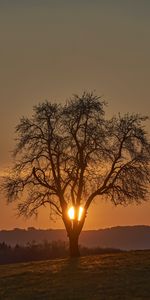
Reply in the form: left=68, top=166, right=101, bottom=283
left=68, top=206, right=84, bottom=221
left=78, top=207, right=84, bottom=221
left=68, top=207, right=75, bottom=220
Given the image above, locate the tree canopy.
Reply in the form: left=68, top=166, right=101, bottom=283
left=2, top=92, right=150, bottom=256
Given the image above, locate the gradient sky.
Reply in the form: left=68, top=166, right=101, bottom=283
left=0, top=0, right=150, bottom=230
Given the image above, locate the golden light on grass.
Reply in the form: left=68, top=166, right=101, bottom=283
left=68, top=206, right=84, bottom=221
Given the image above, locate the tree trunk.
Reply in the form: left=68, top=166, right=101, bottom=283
left=62, top=211, right=86, bottom=258
left=69, top=233, right=80, bottom=258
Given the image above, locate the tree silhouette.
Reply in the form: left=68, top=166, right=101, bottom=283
left=2, top=92, right=150, bottom=257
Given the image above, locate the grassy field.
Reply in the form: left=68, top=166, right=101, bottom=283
left=0, top=250, right=150, bottom=300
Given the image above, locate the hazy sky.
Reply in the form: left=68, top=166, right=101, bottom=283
left=0, top=0, right=150, bottom=230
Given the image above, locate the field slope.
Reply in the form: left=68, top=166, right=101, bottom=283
left=0, top=251, right=150, bottom=300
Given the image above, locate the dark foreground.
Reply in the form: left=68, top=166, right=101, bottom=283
left=0, top=250, right=150, bottom=300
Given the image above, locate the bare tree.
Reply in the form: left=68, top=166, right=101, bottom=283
left=2, top=92, right=150, bottom=257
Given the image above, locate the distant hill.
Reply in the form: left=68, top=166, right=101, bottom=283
left=0, top=225, right=150, bottom=250
left=81, top=226, right=150, bottom=250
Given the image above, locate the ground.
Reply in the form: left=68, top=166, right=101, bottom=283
left=0, top=250, right=150, bottom=300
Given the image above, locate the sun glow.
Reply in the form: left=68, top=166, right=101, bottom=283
left=68, top=206, right=75, bottom=220
left=78, top=206, right=84, bottom=221
left=68, top=206, right=84, bottom=221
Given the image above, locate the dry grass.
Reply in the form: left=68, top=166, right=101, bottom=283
left=0, top=250, right=150, bottom=300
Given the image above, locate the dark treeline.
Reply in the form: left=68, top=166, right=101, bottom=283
left=0, top=241, right=122, bottom=265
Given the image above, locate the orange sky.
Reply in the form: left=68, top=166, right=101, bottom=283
left=0, top=0, right=150, bottom=230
